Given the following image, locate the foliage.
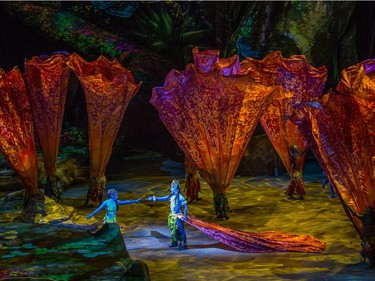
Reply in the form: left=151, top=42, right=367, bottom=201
left=60, top=127, right=87, bottom=147
left=41, top=274, right=74, bottom=281
left=90, top=1, right=139, bottom=18
left=126, top=3, right=213, bottom=67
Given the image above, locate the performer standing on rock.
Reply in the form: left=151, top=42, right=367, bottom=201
left=87, top=188, right=141, bottom=226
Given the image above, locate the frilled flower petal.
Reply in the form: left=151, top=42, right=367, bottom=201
left=336, top=58, right=375, bottom=143
left=192, top=47, right=244, bottom=76
left=192, top=47, right=219, bottom=73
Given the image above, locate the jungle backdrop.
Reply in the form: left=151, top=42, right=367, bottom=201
left=0, top=1, right=373, bottom=174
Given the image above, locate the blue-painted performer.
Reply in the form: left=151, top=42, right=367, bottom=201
left=146, top=180, right=188, bottom=250
left=86, top=188, right=141, bottom=259
left=87, top=188, right=141, bottom=224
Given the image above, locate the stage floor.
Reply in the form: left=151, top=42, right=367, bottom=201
left=66, top=159, right=374, bottom=280
left=1, top=157, right=374, bottom=280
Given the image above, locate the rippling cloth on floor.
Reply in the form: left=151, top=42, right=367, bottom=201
left=184, top=217, right=326, bottom=253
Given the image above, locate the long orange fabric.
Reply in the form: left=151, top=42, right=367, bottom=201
left=67, top=54, right=142, bottom=202
left=184, top=216, right=326, bottom=253
left=0, top=67, right=39, bottom=196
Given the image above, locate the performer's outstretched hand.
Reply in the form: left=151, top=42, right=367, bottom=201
left=178, top=214, right=188, bottom=221
left=146, top=195, right=157, bottom=201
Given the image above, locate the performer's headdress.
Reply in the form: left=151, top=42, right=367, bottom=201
left=107, top=189, right=118, bottom=199
left=171, top=179, right=181, bottom=193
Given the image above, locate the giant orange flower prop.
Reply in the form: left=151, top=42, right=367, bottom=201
left=151, top=48, right=280, bottom=218
left=67, top=53, right=142, bottom=204
left=290, top=58, right=375, bottom=265
left=24, top=52, right=71, bottom=201
left=241, top=51, right=327, bottom=198
left=0, top=67, right=39, bottom=196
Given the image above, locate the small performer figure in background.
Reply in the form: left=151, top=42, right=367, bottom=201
left=87, top=189, right=141, bottom=224
left=286, top=145, right=308, bottom=200
left=184, top=156, right=201, bottom=203
left=146, top=180, right=188, bottom=250
left=322, top=172, right=335, bottom=198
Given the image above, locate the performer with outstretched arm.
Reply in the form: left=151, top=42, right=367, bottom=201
left=86, top=188, right=141, bottom=259
left=146, top=180, right=188, bottom=250
left=87, top=189, right=141, bottom=224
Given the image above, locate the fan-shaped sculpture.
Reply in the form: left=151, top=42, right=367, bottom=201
left=290, top=58, right=375, bottom=266
left=151, top=48, right=280, bottom=218
left=67, top=53, right=142, bottom=205
left=0, top=67, right=39, bottom=197
left=24, top=52, right=71, bottom=201
left=241, top=51, right=327, bottom=199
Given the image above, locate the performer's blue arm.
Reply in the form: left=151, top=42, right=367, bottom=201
left=117, top=198, right=142, bottom=205
left=146, top=195, right=170, bottom=202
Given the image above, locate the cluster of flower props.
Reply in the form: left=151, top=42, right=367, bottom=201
left=0, top=47, right=373, bottom=261
left=151, top=48, right=374, bottom=263
left=151, top=48, right=282, bottom=219
left=0, top=52, right=141, bottom=205
left=241, top=51, right=327, bottom=198
left=151, top=48, right=328, bottom=217
left=290, top=59, right=375, bottom=265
